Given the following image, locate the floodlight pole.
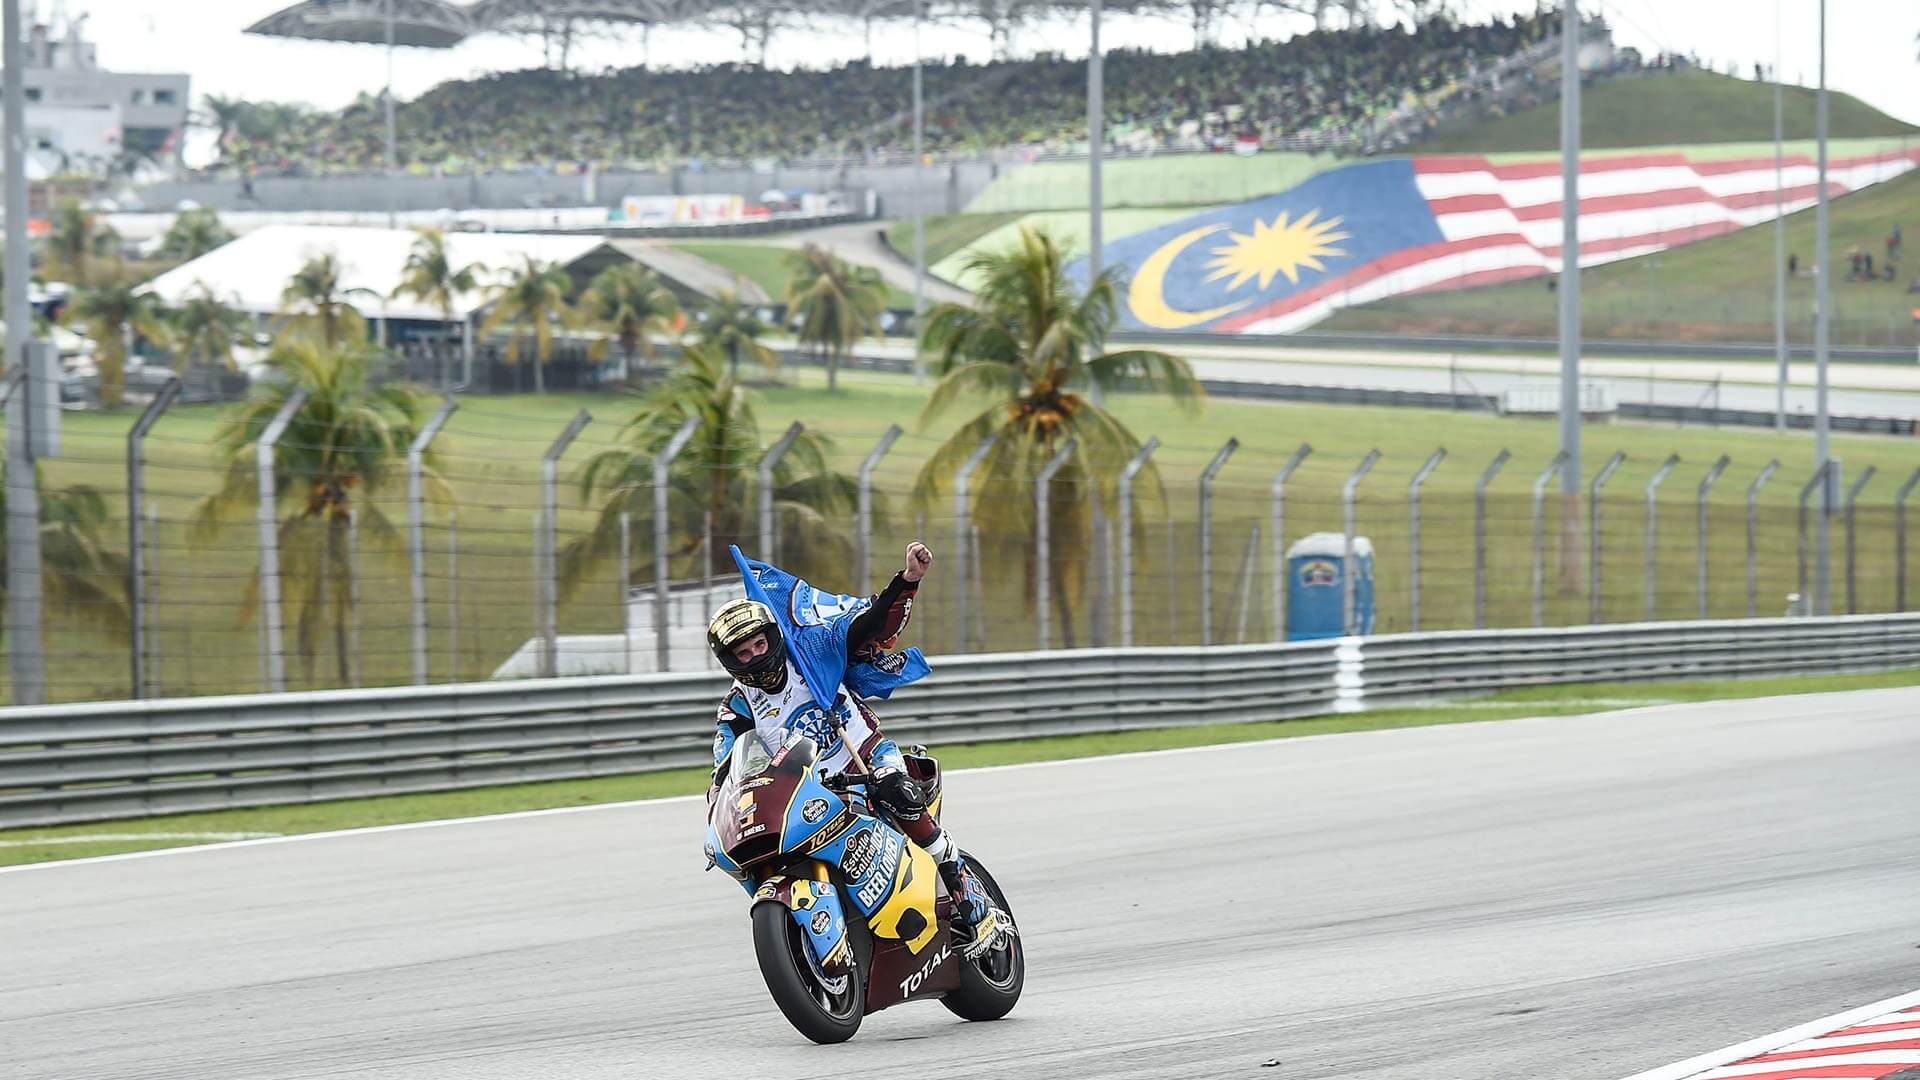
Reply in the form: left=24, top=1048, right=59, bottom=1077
left=1558, top=0, right=1584, bottom=592
left=4, top=0, right=44, bottom=705
left=1813, top=0, right=1833, bottom=616
left=384, top=0, right=398, bottom=230
left=1772, top=0, right=1788, bottom=432
left=910, top=0, right=926, bottom=385
left=1088, top=0, right=1104, bottom=286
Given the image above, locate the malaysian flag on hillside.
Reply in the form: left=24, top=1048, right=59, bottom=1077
left=1094, top=147, right=1920, bottom=335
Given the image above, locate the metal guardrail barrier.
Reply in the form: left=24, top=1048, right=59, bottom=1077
left=2, top=614, right=1916, bottom=829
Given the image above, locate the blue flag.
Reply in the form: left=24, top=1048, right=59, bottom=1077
left=729, top=545, right=929, bottom=711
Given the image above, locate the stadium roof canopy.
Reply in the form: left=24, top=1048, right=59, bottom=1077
left=246, top=0, right=1164, bottom=49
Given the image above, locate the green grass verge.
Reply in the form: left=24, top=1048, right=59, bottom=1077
left=1422, top=71, right=1919, bottom=154
left=6, top=665, right=1917, bottom=867
left=668, top=242, right=916, bottom=309
left=882, top=212, right=1024, bottom=267
left=1321, top=163, right=1920, bottom=346
left=964, top=151, right=1346, bottom=213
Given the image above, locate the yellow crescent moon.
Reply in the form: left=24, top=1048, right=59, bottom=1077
left=1127, top=223, right=1252, bottom=331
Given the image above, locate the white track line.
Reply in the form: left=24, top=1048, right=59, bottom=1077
left=0, top=831, right=280, bottom=847
left=1614, top=989, right=1920, bottom=1080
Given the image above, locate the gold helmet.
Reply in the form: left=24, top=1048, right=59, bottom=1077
left=708, top=598, right=787, bottom=691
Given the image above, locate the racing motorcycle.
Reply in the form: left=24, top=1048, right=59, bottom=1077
left=704, top=729, right=1023, bottom=1043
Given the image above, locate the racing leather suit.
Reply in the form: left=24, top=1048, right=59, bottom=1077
left=709, top=572, right=952, bottom=858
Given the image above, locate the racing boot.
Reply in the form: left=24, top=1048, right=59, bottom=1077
left=940, top=855, right=1008, bottom=959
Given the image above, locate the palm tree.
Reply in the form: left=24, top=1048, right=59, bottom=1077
left=278, top=252, right=376, bottom=350
left=691, top=287, right=778, bottom=376
left=159, top=207, right=235, bottom=261
left=392, top=228, right=486, bottom=386
left=46, top=200, right=120, bottom=286
left=914, top=225, right=1202, bottom=644
left=169, top=281, right=249, bottom=371
left=189, top=340, right=447, bottom=686
left=479, top=256, right=575, bottom=394
left=579, top=262, right=679, bottom=380
left=63, top=273, right=171, bottom=408
left=558, top=342, right=859, bottom=597
left=197, top=93, right=249, bottom=149
left=785, top=244, right=888, bottom=391
left=0, top=465, right=129, bottom=647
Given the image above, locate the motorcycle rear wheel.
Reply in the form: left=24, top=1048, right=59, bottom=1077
left=941, top=853, right=1024, bottom=1022
left=752, top=900, right=864, bottom=1043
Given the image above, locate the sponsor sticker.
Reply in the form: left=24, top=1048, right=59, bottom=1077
left=841, top=828, right=876, bottom=881
left=898, top=944, right=951, bottom=996
left=857, top=831, right=903, bottom=908
left=802, top=798, right=830, bottom=823
left=810, top=909, right=832, bottom=935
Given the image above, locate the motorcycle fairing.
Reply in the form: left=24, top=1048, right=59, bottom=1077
left=755, top=871, right=854, bottom=978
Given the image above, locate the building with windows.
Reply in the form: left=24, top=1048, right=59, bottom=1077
left=6, top=5, right=190, bottom=178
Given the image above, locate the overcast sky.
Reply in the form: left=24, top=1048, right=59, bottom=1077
left=55, top=0, right=1920, bottom=143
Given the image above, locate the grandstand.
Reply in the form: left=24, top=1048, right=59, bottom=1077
left=228, top=4, right=1555, bottom=174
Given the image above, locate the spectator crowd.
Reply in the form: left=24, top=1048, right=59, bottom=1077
left=212, top=11, right=1554, bottom=178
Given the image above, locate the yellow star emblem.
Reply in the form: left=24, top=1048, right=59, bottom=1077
left=1204, top=210, right=1350, bottom=291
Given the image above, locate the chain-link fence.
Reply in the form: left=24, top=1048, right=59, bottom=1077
left=5, top=377, right=1918, bottom=705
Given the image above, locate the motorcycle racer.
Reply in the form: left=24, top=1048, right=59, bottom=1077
left=707, top=541, right=1004, bottom=953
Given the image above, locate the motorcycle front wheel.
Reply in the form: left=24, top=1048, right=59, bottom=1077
left=751, top=900, right=864, bottom=1044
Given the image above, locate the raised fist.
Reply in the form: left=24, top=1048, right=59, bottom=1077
left=903, top=541, right=933, bottom=582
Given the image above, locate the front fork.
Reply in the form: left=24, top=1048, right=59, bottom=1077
left=754, top=865, right=854, bottom=980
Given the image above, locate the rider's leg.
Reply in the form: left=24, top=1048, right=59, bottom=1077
left=854, top=709, right=998, bottom=937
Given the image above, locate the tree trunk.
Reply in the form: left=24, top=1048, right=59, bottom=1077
left=827, top=343, right=840, bottom=391
left=532, top=334, right=546, bottom=394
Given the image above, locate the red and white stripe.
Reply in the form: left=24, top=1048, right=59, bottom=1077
left=1619, top=990, right=1920, bottom=1080
left=1225, top=146, right=1920, bottom=335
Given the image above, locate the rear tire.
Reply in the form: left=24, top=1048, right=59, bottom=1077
left=941, top=854, right=1024, bottom=1022
left=752, top=900, right=864, bottom=1044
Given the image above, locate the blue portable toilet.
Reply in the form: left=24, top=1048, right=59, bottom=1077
left=1286, top=532, right=1374, bottom=640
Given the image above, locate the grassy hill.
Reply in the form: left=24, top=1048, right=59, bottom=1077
left=1422, top=70, right=1919, bottom=154
left=1320, top=163, right=1920, bottom=346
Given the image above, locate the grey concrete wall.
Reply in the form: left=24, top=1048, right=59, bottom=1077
left=133, top=158, right=1002, bottom=218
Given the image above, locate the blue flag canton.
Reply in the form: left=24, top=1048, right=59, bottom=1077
left=1073, top=159, right=1446, bottom=332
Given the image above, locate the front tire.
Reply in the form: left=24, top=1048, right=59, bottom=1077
left=752, top=901, right=864, bottom=1044
left=942, top=854, right=1024, bottom=1022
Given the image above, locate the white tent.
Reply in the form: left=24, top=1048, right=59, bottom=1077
left=139, top=224, right=621, bottom=323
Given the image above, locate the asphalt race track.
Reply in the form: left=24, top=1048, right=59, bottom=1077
left=6, top=689, right=1917, bottom=1080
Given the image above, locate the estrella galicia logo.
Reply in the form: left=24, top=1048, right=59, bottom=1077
left=802, top=798, right=830, bottom=823
left=810, top=909, right=832, bottom=934
left=841, top=828, right=876, bottom=881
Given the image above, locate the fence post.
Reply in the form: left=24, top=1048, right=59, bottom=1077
left=1587, top=450, right=1626, bottom=624
left=1117, top=436, right=1160, bottom=648
left=950, top=433, right=999, bottom=652
left=1530, top=450, right=1568, bottom=627
left=758, top=421, right=804, bottom=565
left=127, top=375, right=180, bottom=700
left=1407, top=448, right=1446, bottom=632
left=1473, top=448, right=1511, bottom=629
left=857, top=425, right=903, bottom=593
left=619, top=511, right=632, bottom=673
left=541, top=409, right=592, bottom=679
left=1198, top=438, right=1239, bottom=646
left=349, top=509, right=362, bottom=687
left=1034, top=437, right=1078, bottom=650
left=1643, top=454, right=1680, bottom=621
left=1845, top=464, right=1876, bottom=614
left=1897, top=466, right=1920, bottom=611
left=1342, top=449, right=1381, bottom=636
left=653, top=414, right=701, bottom=672
left=1695, top=455, right=1730, bottom=620
left=1747, top=460, right=1779, bottom=617
left=1268, top=443, right=1312, bottom=641
left=407, top=395, right=457, bottom=686
left=1232, top=522, right=1261, bottom=643
left=256, top=387, right=309, bottom=693
left=1797, top=461, right=1829, bottom=616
